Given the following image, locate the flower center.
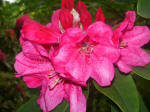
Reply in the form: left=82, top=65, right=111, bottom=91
left=79, top=42, right=93, bottom=56
left=48, top=69, right=64, bottom=90
left=119, top=42, right=128, bottom=48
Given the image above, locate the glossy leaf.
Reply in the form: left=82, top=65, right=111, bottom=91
left=133, top=64, right=150, bottom=80
left=93, top=69, right=139, bottom=112
left=111, top=104, right=120, bottom=112
left=52, top=100, right=69, bottom=112
left=137, top=0, right=150, bottom=18
left=17, top=95, right=42, bottom=112
left=139, top=95, right=149, bottom=112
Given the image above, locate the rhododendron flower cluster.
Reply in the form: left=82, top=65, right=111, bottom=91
left=14, top=0, right=150, bottom=112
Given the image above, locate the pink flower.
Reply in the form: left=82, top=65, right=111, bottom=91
left=0, top=50, right=6, bottom=61
left=14, top=40, right=86, bottom=112
left=52, top=22, right=120, bottom=87
left=21, top=19, right=61, bottom=44
left=51, top=0, right=92, bottom=32
left=16, top=14, right=31, bottom=28
left=95, top=7, right=105, bottom=22
left=113, top=11, right=150, bottom=73
left=5, top=29, right=15, bottom=39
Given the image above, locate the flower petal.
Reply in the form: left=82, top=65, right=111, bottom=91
left=77, top=0, right=92, bottom=30
left=120, top=47, right=150, bottom=66
left=64, top=84, right=86, bottom=112
left=21, top=20, right=60, bottom=44
left=61, top=0, right=74, bottom=10
left=23, top=75, right=43, bottom=88
left=60, top=28, right=86, bottom=45
left=93, top=45, right=120, bottom=63
left=60, top=9, right=73, bottom=30
left=122, top=26, right=150, bottom=47
left=16, top=14, right=31, bottom=28
left=87, top=21, right=113, bottom=45
left=95, top=7, right=105, bottom=22
left=115, top=11, right=136, bottom=32
left=51, top=9, right=61, bottom=30
left=38, top=79, right=64, bottom=112
left=116, top=60, right=132, bottom=73
left=90, top=56, right=114, bottom=86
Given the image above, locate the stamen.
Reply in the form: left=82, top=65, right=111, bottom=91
left=49, top=77, right=63, bottom=90
left=71, top=9, right=80, bottom=27
left=119, top=42, right=128, bottom=48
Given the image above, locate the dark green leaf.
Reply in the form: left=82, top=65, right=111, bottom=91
left=111, top=104, right=120, bottom=112
left=139, top=95, right=149, bottom=112
left=137, top=0, right=150, bottom=18
left=17, top=95, right=42, bottom=112
left=133, top=64, right=150, bottom=80
left=52, top=100, right=69, bottom=112
left=93, top=69, right=139, bottom=112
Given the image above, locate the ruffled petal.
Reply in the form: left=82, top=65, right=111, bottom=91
left=21, top=20, right=60, bottom=44
left=115, top=11, right=136, bottom=33
left=51, top=9, right=61, bottom=30
left=93, top=45, right=120, bottom=63
left=53, top=44, right=78, bottom=73
left=90, top=56, right=114, bottom=86
left=14, top=41, right=53, bottom=77
left=120, top=47, right=150, bottom=66
left=122, top=26, right=150, bottom=47
left=65, top=51, right=91, bottom=84
left=77, top=0, right=92, bottom=30
left=16, top=14, right=31, bottom=28
left=38, top=79, right=64, bottom=112
left=116, top=60, right=132, bottom=73
left=23, top=75, right=43, bottom=88
left=87, top=21, right=113, bottom=45
left=95, top=7, right=105, bottom=22
left=60, top=28, right=86, bottom=45
left=64, top=84, right=86, bottom=112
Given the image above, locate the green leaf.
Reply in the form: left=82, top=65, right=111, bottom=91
left=93, top=69, right=139, bottom=112
left=17, top=95, right=70, bottom=112
left=137, top=0, right=150, bottom=18
left=17, top=95, right=42, bottom=112
left=139, top=95, right=149, bottom=112
left=111, top=104, right=120, bottom=112
left=52, top=100, right=69, bottom=112
left=133, top=64, right=150, bottom=80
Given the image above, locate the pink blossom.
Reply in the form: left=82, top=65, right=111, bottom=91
left=5, top=29, right=15, bottom=39
left=16, top=14, right=31, bottom=28
left=95, top=7, right=105, bottom=22
left=0, top=50, right=6, bottom=61
left=113, top=11, right=150, bottom=73
left=52, top=22, right=120, bottom=87
left=51, top=0, right=92, bottom=32
left=14, top=40, right=86, bottom=112
left=21, top=19, right=61, bottom=44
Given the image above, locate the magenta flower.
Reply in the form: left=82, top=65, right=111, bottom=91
left=52, top=22, right=120, bottom=87
left=5, top=29, right=15, bottom=39
left=16, top=14, right=31, bottom=28
left=14, top=40, right=86, bottom=112
left=21, top=19, right=61, bottom=44
left=113, top=11, right=150, bottom=73
left=51, top=0, right=92, bottom=32
left=0, top=50, right=6, bottom=61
